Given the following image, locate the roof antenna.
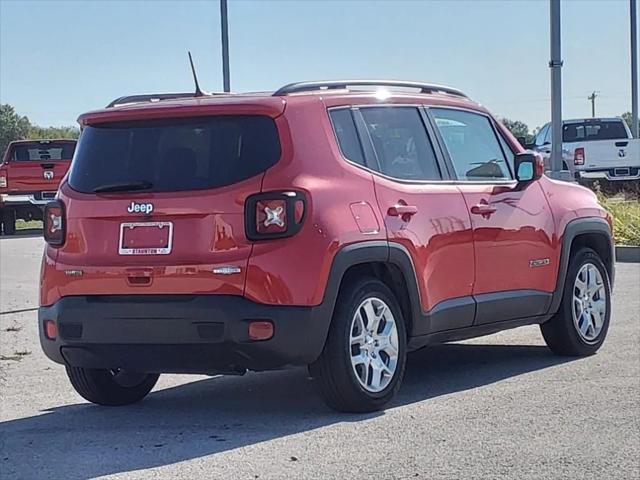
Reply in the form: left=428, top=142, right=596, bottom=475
left=188, top=51, right=206, bottom=97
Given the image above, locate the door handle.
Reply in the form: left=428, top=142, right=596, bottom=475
left=388, top=205, right=418, bottom=218
left=470, top=204, right=497, bottom=216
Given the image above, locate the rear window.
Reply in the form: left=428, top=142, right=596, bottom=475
left=563, top=120, right=628, bottom=142
left=11, top=142, right=76, bottom=161
left=68, top=116, right=281, bottom=193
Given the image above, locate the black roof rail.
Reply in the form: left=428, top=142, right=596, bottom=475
left=273, top=80, right=469, bottom=98
left=106, top=92, right=228, bottom=108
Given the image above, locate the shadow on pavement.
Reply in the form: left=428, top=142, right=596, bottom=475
left=0, top=342, right=575, bottom=479
left=0, top=229, right=42, bottom=239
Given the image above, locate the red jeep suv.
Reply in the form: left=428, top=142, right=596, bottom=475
left=39, top=81, right=614, bottom=412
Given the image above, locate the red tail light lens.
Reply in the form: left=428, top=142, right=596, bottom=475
left=574, top=147, right=585, bottom=165
left=245, top=191, right=306, bottom=240
left=248, top=321, right=274, bottom=341
left=44, top=200, right=65, bottom=246
left=44, top=320, right=57, bottom=340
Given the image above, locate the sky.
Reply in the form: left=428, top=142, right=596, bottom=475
left=0, top=0, right=637, bottom=131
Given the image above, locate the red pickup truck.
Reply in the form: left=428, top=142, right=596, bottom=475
left=0, top=139, right=76, bottom=235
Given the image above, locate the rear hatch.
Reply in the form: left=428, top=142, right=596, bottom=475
left=1, top=140, right=75, bottom=194
left=55, top=108, right=284, bottom=297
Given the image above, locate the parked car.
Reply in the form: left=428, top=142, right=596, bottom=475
left=39, top=81, right=614, bottom=412
left=528, top=117, right=639, bottom=182
left=0, top=139, right=76, bottom=235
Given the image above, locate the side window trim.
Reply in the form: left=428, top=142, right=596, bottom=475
left=424, top=106, right=516, bottom=184
left=492, top=120, right=516, bottom=178
left=352, top=108, right=383, bottom=172
left=418, top=107, right=453, bottom=180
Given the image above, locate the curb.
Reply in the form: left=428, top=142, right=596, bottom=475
left=616, top=245, right=640, bottom=263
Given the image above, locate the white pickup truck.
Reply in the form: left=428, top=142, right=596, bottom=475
left=529, top=117, right=639, bottom=183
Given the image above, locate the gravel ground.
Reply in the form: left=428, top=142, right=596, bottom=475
left=1, top=236, right=638, bottom=480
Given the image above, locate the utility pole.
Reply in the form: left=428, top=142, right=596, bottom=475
left=588, top=91, right=598, bottom=117
left=549, top=0, right=564, bottom=175
left=632, top=0, right=638, bottom=138
left=220, top=0, right=231, bottom=92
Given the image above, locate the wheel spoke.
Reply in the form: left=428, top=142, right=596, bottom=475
left=351, top=352, right=367, bottom=367
left=573, top=297, right=583, bottom=318
left=377, top=335, right=398, bottom=358
left=590, top=284, right=605, bottom=301
left=578, top=313, right=591, bottom=335
left=362, top=301, right=377, bottom=331
left=351, top=313, right=366, bottom=345
left=369, top=359, right=384, bottom=390
left=592, top=300, right=605, bottom=329
left=575, top=275, right=587, bottom=296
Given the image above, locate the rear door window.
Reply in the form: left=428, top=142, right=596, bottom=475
left=11, top=142, right=76, bottom=161
left=68, top=116, right=281, bottom=193
left=431, top=108, right=512, bottom=181
left=329, top=108, right=365, bottom=165
left=360, top=107, right=441, bottom=181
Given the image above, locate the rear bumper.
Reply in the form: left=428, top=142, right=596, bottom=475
left=1, top=192, right=55, bottom=206
left=39, top=295, right=330, bottom=374
left=577, top=167, right=640, bottom=181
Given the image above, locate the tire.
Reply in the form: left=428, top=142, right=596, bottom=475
left=541, top=248, right=611, bottom=356
left=1, top=207, right=16, bottom=236
left=310, top=277, right=407, bottom=413
left=65, top=366, right=159, bottom=406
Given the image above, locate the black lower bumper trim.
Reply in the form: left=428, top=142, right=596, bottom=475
left=39, top=295, right=330, bottom=374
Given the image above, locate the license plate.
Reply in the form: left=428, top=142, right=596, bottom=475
left=614, top=167, right=630, bottom=177
left=119, top=222, right=173, bottom=255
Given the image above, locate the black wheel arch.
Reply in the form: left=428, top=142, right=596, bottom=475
left=549, top=217, right=615, bottom=315
left=319, top=241, right=423, bottom=340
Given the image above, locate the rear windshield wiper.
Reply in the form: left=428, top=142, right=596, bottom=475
left=93, top=181, right=154, bottom=193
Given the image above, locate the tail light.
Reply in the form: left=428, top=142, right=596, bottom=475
left=245, top=191, right=306, bottom=240
left=44, top=200, right=65, bottom=246
left=574, top=148, right=585, bottom=165
left=0, top=171, right=7, bottom=188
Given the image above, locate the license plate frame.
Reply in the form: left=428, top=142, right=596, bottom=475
left=118, top=221, right=173, bottom=255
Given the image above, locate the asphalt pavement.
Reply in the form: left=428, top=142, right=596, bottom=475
left=1, top=236, right=638, bottom=480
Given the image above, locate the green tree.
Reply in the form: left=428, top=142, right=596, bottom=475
left=27, top=125, right=80, bottom=141
left=0, top=104, right=31, bottom=155
left=500, top=118, right=531, bottom=143
left=621, top=112, right=639, bottom=132
left=0, top=104, right=80, bottom=156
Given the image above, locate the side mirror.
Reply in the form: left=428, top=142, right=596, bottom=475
left=514, top=152, right=543, bottom=183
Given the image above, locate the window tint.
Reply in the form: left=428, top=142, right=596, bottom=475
left=431, top=109, right=512, bottom=181
left=68, top=116, right=281, bottom=193
left=329, top=109, right=365, bottom=165
left=360, top=107, right=440, bottom=181
left=562, top=120, right=628, bottom=142
left=12, top=142, right=76, bottom=161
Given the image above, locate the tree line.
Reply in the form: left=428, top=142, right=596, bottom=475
left=0, top=104, right=80, bottom=156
